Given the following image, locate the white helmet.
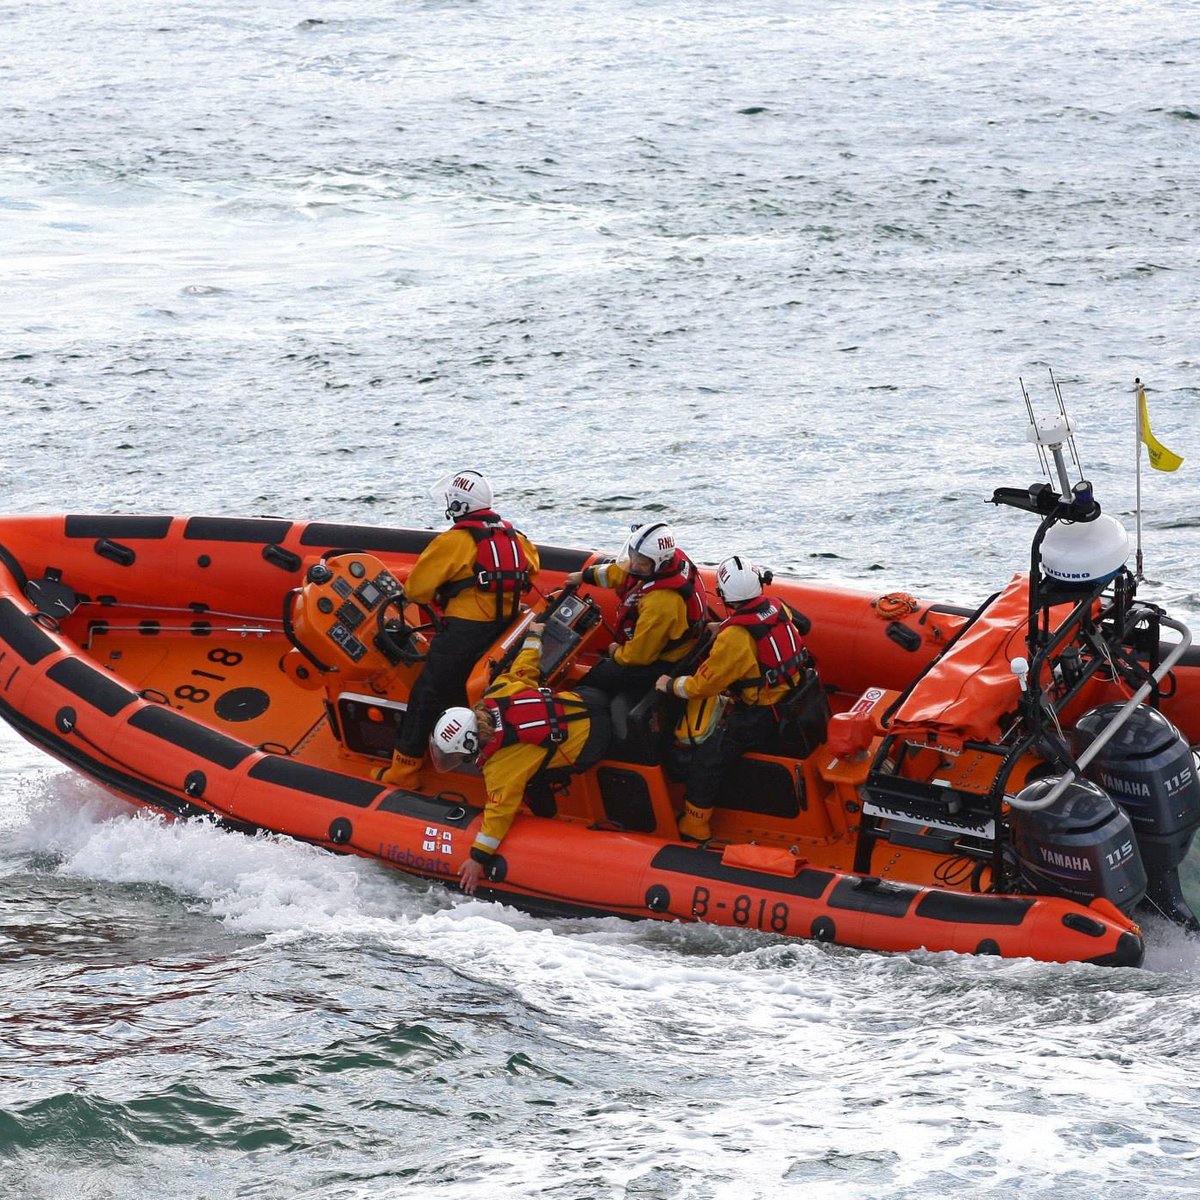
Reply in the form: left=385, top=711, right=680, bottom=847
left=435, top=470, right=493, bottom=520
left=429, top=706, right=480, bottom=772
left=619, top=521, right=678, bottom=574
left=716, top=555, right=764, bottom=605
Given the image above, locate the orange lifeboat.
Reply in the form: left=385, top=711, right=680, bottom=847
left=0, top=505, right=1196, bottom=968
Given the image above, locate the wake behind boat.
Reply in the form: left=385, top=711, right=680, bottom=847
left=2, top=385, right=1196, bottom=967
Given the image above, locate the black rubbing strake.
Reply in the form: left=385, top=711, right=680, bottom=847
left=914, top=891, right=1034, bottom=927
left=376, top=791, right=481, bottom=828
left=0, top=598, right=58, bottom=664
left=300, top=524, right=434, bottom=553
left=533, top=544, right=592, bottom=573
left=649, top=845, right=833, bottom=898
left=127, top=705, right=255, bottom=769
left=827, top=876, right=914, bottom=918
left=184, top=517, right=293, bottom=543
left=247, top=756, right=379, bottom=807
left=46, top=659, right=137, bottom=717
left=65, top=515, right=173, bottom=539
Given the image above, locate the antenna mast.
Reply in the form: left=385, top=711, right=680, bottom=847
left=1134, top=377, right=1144, bottom=581
left=1022, top=369, right=1084, bottom=500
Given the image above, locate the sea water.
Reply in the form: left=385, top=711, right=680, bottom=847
left=3, top=1, right=1200, bottom=1197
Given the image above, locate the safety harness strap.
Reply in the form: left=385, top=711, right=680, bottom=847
left=438, top=511, right=531, bottom=622
left=724, top=599, right=810, bottom=699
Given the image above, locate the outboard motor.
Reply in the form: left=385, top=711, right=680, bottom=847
left=1009, top=778, right=1147, bottom=914
left=1074, top=703, right=1200, bottom=930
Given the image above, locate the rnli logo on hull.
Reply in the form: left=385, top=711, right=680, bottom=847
left=380, top=825, right=456, bottom=875
left=422, top=824, right=454, bottom=856
left=379, top=843, right=454, bottom=876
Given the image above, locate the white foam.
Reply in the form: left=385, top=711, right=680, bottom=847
left=5, top=768, right=136, bottom=854
left=1140, top=916, right=1200, bottom=973
left=4, top=766, right=428, bottom=937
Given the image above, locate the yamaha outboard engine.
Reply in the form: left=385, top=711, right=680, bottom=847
left=1074, top=703, right=1200, bottom=930
left=1009, top=778, right=1147, bottom=914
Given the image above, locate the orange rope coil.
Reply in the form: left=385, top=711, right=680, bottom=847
left=872, top=592, right=920, bottom=621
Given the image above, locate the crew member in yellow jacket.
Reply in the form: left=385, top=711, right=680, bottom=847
left=565, top=520, right=707, bottom=698
left=381, top=469, right=540, bottom=790
left=429, top=623, right=611, bottom=895
left=656, top=555, right=811, bottom=842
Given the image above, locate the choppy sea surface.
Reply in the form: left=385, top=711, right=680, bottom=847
left=3, top=1, right=1200, bottom=1197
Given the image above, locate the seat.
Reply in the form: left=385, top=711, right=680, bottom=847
left=605, top=688, right=668, bottom=766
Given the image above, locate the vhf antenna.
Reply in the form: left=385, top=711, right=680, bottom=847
left=1020, top=368, right=1084, bottom=500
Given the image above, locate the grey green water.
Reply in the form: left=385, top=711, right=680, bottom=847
left=3, top=1, right=1200, bottom=1196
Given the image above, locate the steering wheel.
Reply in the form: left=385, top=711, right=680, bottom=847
left=375, top=594, right=440, bottom=665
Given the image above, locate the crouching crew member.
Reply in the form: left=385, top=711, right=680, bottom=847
left=565, top=521, right=707, bottom=698
left=379, top=469, right=540, bottom=791
left=656, top=556, right=812, bottom=843
left=430, top=623, right=611, bottom=895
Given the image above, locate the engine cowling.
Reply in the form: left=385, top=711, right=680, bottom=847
left=1009, top=777, right=1147, bottom=914
left=1073, top=703, right=1200, bottom=929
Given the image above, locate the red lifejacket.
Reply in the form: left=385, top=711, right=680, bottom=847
left=439, top=510, right=531, bottom=621
left=721, top=597, right=810, bottom=698
left=614, top=550, right=708, bottom=651
left=477, top=688, right=590, bottom=766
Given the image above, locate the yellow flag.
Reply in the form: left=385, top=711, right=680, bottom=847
left=1139, top=389, right=1183, bottom=472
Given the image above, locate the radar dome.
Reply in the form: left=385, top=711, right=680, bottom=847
left=1041, top=513, right=1130, bottom=584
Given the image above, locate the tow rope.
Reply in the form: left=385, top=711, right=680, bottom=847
left=872, top=592, right=920, bottom=620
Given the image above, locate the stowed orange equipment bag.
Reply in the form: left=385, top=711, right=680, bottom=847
left=886, top=573, right=1072, bottom=750
left=720, top=844, right=808, bottom=877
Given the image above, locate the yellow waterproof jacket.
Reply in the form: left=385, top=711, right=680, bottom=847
left=583, top=562, right=695, bottom=666
left=669, top=624, right=794, bottom=708
left=471, top=632, right=592, bottom=859
left=404, top=523, right=540, bottom=623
